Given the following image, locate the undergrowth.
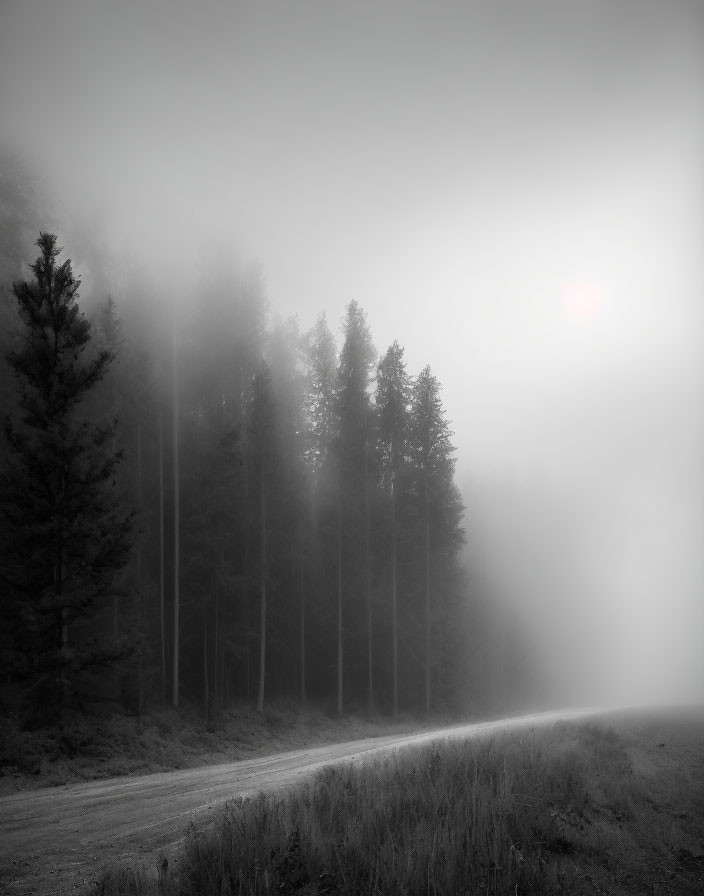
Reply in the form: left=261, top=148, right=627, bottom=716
left=95, top=721, right=691, bottom=896
left=0, top=702, right=438, bottom=792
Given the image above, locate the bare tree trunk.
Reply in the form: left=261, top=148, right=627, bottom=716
left=55, top=457, right=69, bottom=708
left=242, top=431, right=250, bottom=705
left=299, top=556, right=306, bottom=705
left=364, top=438, right=373, bottom=713
left=60, top=606, right=69, bottom=709
left=202, top=604, right=209, bottom=721
left=424, top=488, right=431, bottom=715
left=257, top=484, right=266, bottom=713
left=172, top=334, right=180, bottom=709
left=111, top=408, right=119, bottom=645
left=136, top=424, right=144, bottom=715
left=57, top=557, right=69, bottom=710
left=158, top=411, right=166, bottom=704
left=391, top=482, right=398, bottom=718
left=336, top=483, right=343, bottom=716
left=243, top=521, right=250, bottom=705
left=213, top=575, right=219, bottom=709
left=136, top=425, right=142, bottom=582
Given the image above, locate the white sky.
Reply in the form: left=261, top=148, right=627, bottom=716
left=1, top=0, right=702, bottom=704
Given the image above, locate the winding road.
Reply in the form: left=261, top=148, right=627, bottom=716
left=0, top=707, right=606, bottom=895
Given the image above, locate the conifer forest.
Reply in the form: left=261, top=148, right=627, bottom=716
left=0, top=181, right=473, bottom=724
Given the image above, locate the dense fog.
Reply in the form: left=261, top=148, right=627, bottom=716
left=1, top=0, right=702, bottom=711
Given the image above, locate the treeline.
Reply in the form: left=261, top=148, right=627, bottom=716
left=0, top=221, right=469, bottom=721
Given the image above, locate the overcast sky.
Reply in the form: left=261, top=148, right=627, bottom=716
left=2, top=0, right=702, bottom=704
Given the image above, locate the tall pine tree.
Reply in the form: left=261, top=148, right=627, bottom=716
left=376, top=341, right=411, bottom=716
left=409, top=366, right=464, bottom=713
left=0, top=234, right=133, bottom=716
left=247, top=361, right=278, bottom=712
left=335, top=301, right=375, bottom=713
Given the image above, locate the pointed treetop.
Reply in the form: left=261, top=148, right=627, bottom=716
left=376, top=340, right=411, bottom=478
left=411, top=364, right=457, bottom=477
left=339, top=300, right=376, bottom=386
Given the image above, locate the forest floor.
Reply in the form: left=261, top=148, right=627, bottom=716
left=0, top=700, right=456, bottom=796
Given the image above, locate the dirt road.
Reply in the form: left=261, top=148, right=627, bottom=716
left=0, top=707, right=605, bottom=895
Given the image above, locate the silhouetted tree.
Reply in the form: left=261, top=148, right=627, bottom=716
left=376, top=341, right=411, bottom=716
left=248, top=361, right=278, bottom=712
left=267, top=317, right=309, bottom=702
left=302, top=313, right=339, bottom=703
left=409, top=366, right=464, bottom=713
left=335, top=301, right=375, bottom=714
left=0, top=234, right=133, bottom=717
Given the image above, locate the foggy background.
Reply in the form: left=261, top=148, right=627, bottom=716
left=1, top=0, right=702, bottom=707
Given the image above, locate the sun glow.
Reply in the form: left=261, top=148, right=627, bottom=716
left=563, top=280, right=605, bottom=321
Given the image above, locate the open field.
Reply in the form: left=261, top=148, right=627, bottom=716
left=0, top=707, right=702, bottom=895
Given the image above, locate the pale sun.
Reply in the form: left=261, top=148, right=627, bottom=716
left=563, top=280, right=605, bottom=321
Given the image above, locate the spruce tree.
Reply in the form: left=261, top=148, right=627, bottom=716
left=376, top=341, right=411, bottom=716
left=302, top=313, right=339, bottom=704
left=247, top=361, right=278, bottom=712
left=335, top=301, right=375, bottom=714
left=304, top=313, right=338, bottom=471
left=0, top=233, right=133, bottom=714
left=409, top=365, right=464, bottom=713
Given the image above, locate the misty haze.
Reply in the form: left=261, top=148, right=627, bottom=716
left=0, top=1, right=702, bottom=894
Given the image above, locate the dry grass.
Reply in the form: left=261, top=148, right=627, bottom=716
left=94, top=718, right=704, bottom=895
